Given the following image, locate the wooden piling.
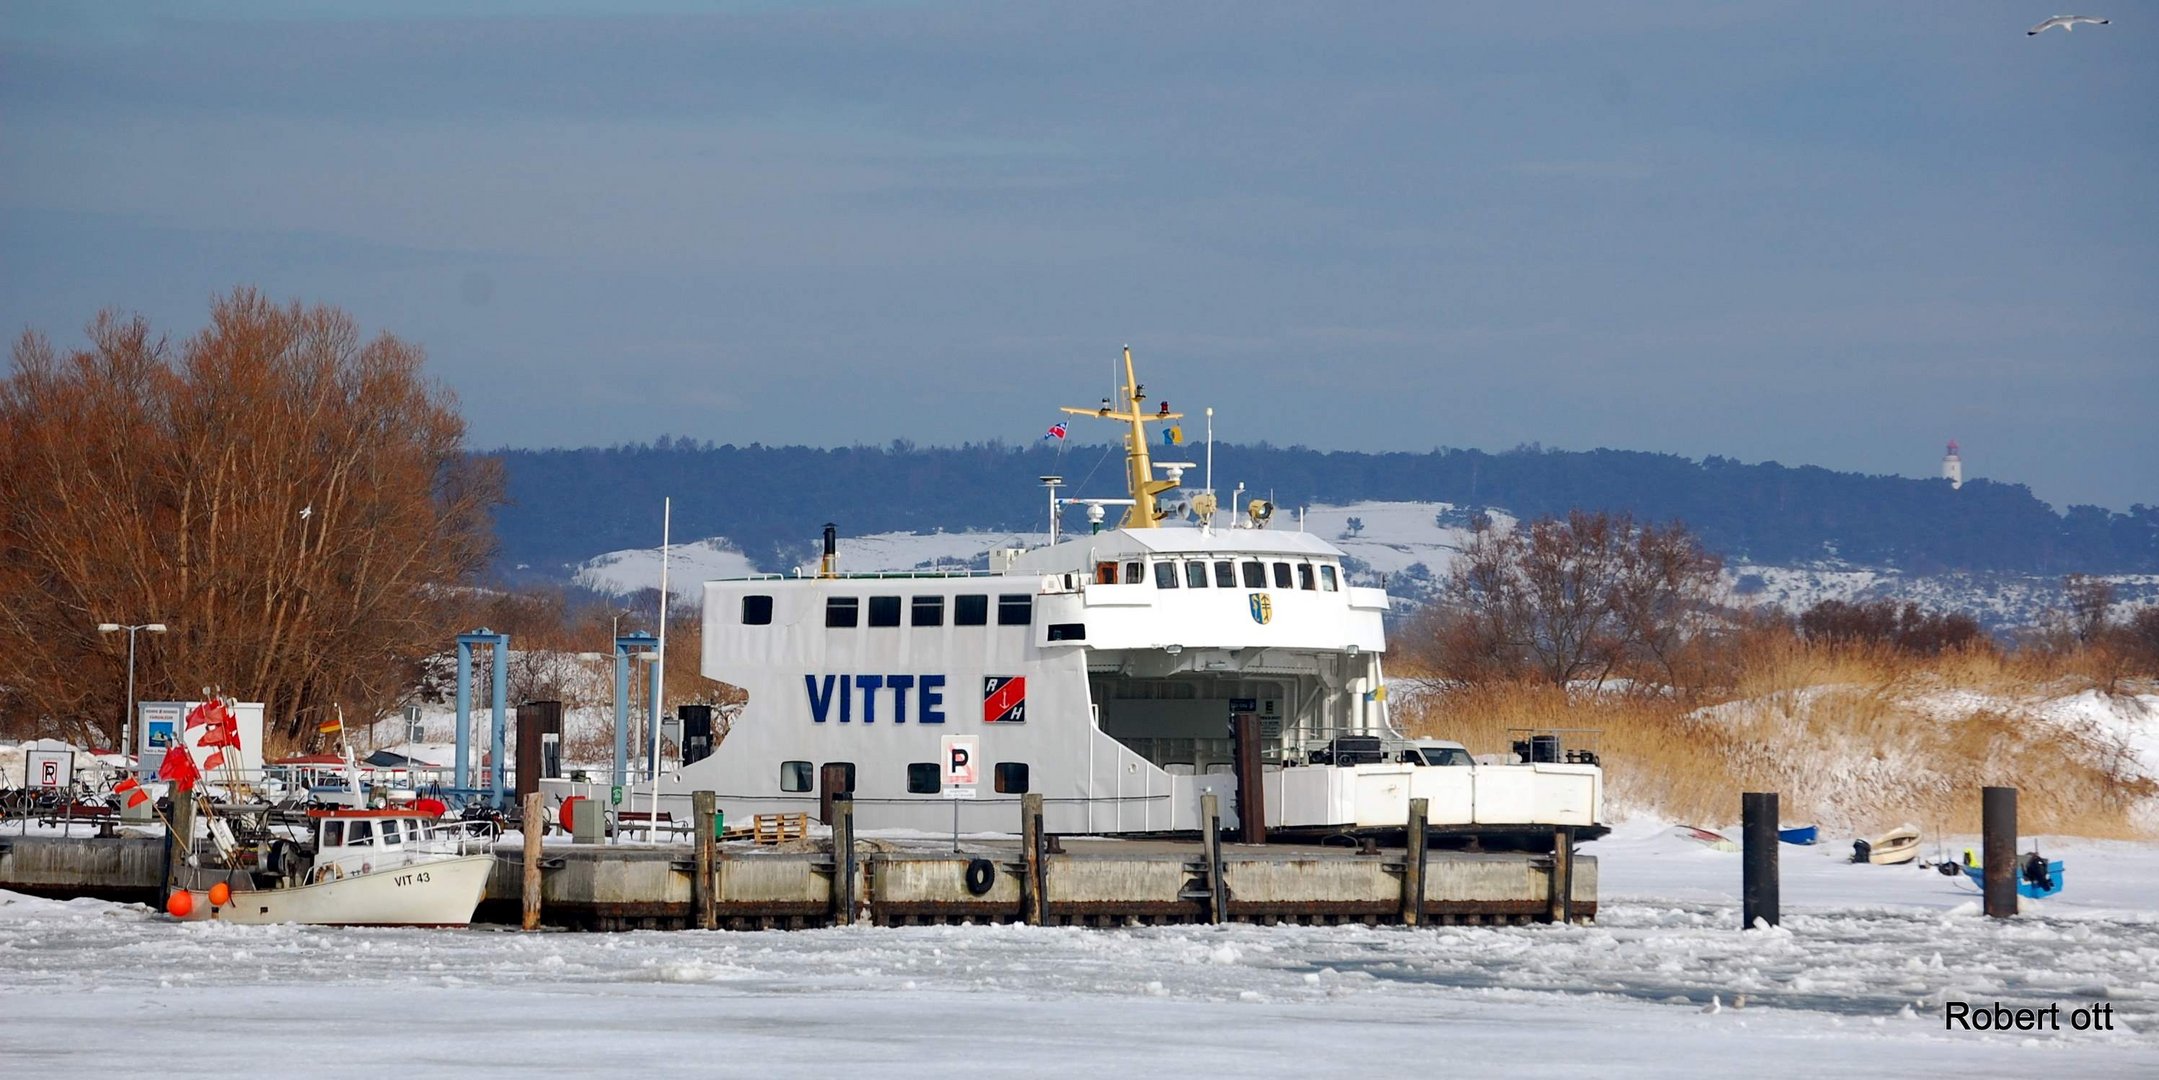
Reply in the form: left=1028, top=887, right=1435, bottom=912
left=692, top=790, right=717, bottom=931
left=521, top=792, right=544, bottom=931
left=1020, top=792, right=1045, bottom=926
left=1402, top=797, right=1428, bottom=926
left=831, top=793, right=856, bottom=926
left=1200, top=791, right=1226, bottom=923
left=1983, top=786, right=2017, bottom=919
left=1231, top=712, right=1267, bottom=845
left=1547, top=826, right=1574, bottom=925
left=1741, top=792, right=1778, bottom=929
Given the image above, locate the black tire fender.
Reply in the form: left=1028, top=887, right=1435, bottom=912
left=963, top=857, right=996, bottom=896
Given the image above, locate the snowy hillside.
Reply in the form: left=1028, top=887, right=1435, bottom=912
left=570, top=500, right=2155, bottom=629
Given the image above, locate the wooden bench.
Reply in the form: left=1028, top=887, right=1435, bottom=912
left=37, top=803, right=119, bottom=835
left=615, top=810, right=692, bottom=841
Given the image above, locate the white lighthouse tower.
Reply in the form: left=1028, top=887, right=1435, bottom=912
left=1942, top=440, right=1963, bottom=490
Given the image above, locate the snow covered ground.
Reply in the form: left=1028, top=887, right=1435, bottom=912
left=3, top=822, right=2154, bottom=1078
left=568, top=499, right=2159, bottom=628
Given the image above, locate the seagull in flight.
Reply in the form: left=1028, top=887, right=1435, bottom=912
left=2029, top=15, right=2110, bottom=34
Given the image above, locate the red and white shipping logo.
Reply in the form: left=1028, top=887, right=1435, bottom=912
left=983, top=676, right=1026, bottom=723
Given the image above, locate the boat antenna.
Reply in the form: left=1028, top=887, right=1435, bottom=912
left=649, top=496, right=670, bottom=842
left=1205, top=407, right=1215, bottom=523
left=1040, top=475, right=1064, bottom=546
left=1059, top=345, right=1182, bottom=529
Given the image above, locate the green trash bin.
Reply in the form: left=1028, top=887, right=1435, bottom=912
left=713, top=809, right=725, bottom=839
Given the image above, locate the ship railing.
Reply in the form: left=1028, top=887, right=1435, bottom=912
left=710, top=568, right=1007, bottom=582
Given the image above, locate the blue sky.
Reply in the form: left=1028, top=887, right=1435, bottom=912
left=4, top=1, right=2154, bottom=510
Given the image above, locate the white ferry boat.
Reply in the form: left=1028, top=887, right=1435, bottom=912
left=635, top=349, right=1605, bottom=843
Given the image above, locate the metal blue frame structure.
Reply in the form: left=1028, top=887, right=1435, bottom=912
left=614, top=632, right=659, bottom=791
left=454, top=628, right=511, bottom=807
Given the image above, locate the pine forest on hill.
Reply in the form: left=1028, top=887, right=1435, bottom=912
left=491, top=440, right=2159, bottom=578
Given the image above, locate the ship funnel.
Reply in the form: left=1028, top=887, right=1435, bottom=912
left=821, top=523, right=838, bottom=579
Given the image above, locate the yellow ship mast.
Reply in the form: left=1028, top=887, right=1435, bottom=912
left=1060, top=346, right=1183, bottom=529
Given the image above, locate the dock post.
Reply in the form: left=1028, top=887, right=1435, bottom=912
left=692, top=790, right=717, bottom=930
left=831, top=793, right=856, bottom=926
left=1200, top=791, right=1226, bottom=923
left=1021, top=792, right=1045, bottom=926
left=1402, top=797, right=1428, bottom=926
left=1741, top=792, right=1778, bottom=929
left=164, top=793, right=196, bottom=892
left=1547, top=826, right=1575, bottom=924
left=521, top=792, right=543, bottom=931
left=1231, top=712, right=1266, bottom=845
left=819, top=763, right=848, bottom=826
left=1983, top=786, right=2017, bottom=919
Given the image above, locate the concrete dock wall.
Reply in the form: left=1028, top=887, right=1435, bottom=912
left=3, top=834, right=1598, bottom=931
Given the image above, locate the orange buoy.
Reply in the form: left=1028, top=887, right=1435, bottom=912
left=165, top=890, right=194, bottom=918
left=208, top=882, right=232, bottom=907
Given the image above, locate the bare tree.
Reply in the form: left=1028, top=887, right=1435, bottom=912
left=2062, top=574, right=2118, bottom=646
left=1424, top=510, right=1721, bottom=689
left=0, top=289, right=502, bottom=750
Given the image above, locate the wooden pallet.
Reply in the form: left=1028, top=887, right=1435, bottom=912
left=751, top=812, right=808, bottom=846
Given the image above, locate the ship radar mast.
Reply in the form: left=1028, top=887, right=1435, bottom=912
left=1059, top=346, right=1184, bottom=529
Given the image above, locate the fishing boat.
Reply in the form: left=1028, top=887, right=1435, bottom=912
left=1851, top=824, right=1921, bottom=865
left=168, top=807, right=495, bottom=926
left=587, top=348, right=1608, bottom=845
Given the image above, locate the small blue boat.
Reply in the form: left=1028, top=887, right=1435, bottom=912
left=1961, top=855, right=2066, bottom=899
left=1777, top=824, right=1818, bottom=845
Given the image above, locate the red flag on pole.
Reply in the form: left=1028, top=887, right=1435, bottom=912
left=157, top=744, right=200, bottom=791
left=112, top=776, right=149, bottom=808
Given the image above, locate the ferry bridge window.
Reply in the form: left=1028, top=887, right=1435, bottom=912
left=742, top=595, right=774, bottom=625
left=1124, top=561, right=1143, bottom=584
left=907, top=763, right=941, bottom=794
left=994, top=762, right=1030, bottom=794
left=1272, top=562, right=1293, bottom=589
left=826, top=596, right=859, bottom=628
left=1153, top=562, right=1179, bottom=589
left=1094, top=561, right=1118, bottom=585
left=912, top=595, right=945, bottom=626
left=1241, top=561, right=1266, bottom=588
left=1214, top=560, right=1235, bottom=587
left=955, top=594, right=989, bottom=626
left=780, top=760, right=813, bottom=792
left=1320, top=565, right=1339, bottom=591
left=997, top=594, right=1034, bottom=626
left=1047, top=622, right=1087, bottom=641
left=1184, top=561, right=1209, bottom=588
left=868, top=595, right=902, bottom=627
left=1298, top=563, right=1316, bottom=591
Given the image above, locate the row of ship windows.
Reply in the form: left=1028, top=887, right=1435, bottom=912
left=780, top=759, right=1030, bottom=795
left=1098, top=558, right=1340, bottom=593
left=739, top=593, right=1035, bottom=628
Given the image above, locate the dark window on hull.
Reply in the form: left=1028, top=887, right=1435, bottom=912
left=912, top=595, right=945, bottom=626
left=995, top=763, right=1030, bottom=794
left=907, top=763, right=941, bottom=794
left=742, top=595, right=773, bottom=624
left=826, top=597, right=859, bottom=628
left=955, top=595, right=989, bottom=625
left=868, top=596, right=901, bottom=627
left=781, top=761, right=813, bottom=792
left=997, top=594, right=1033, bottom=625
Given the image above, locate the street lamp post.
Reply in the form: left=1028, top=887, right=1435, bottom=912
left=97, top=622, right=167, bottom=759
